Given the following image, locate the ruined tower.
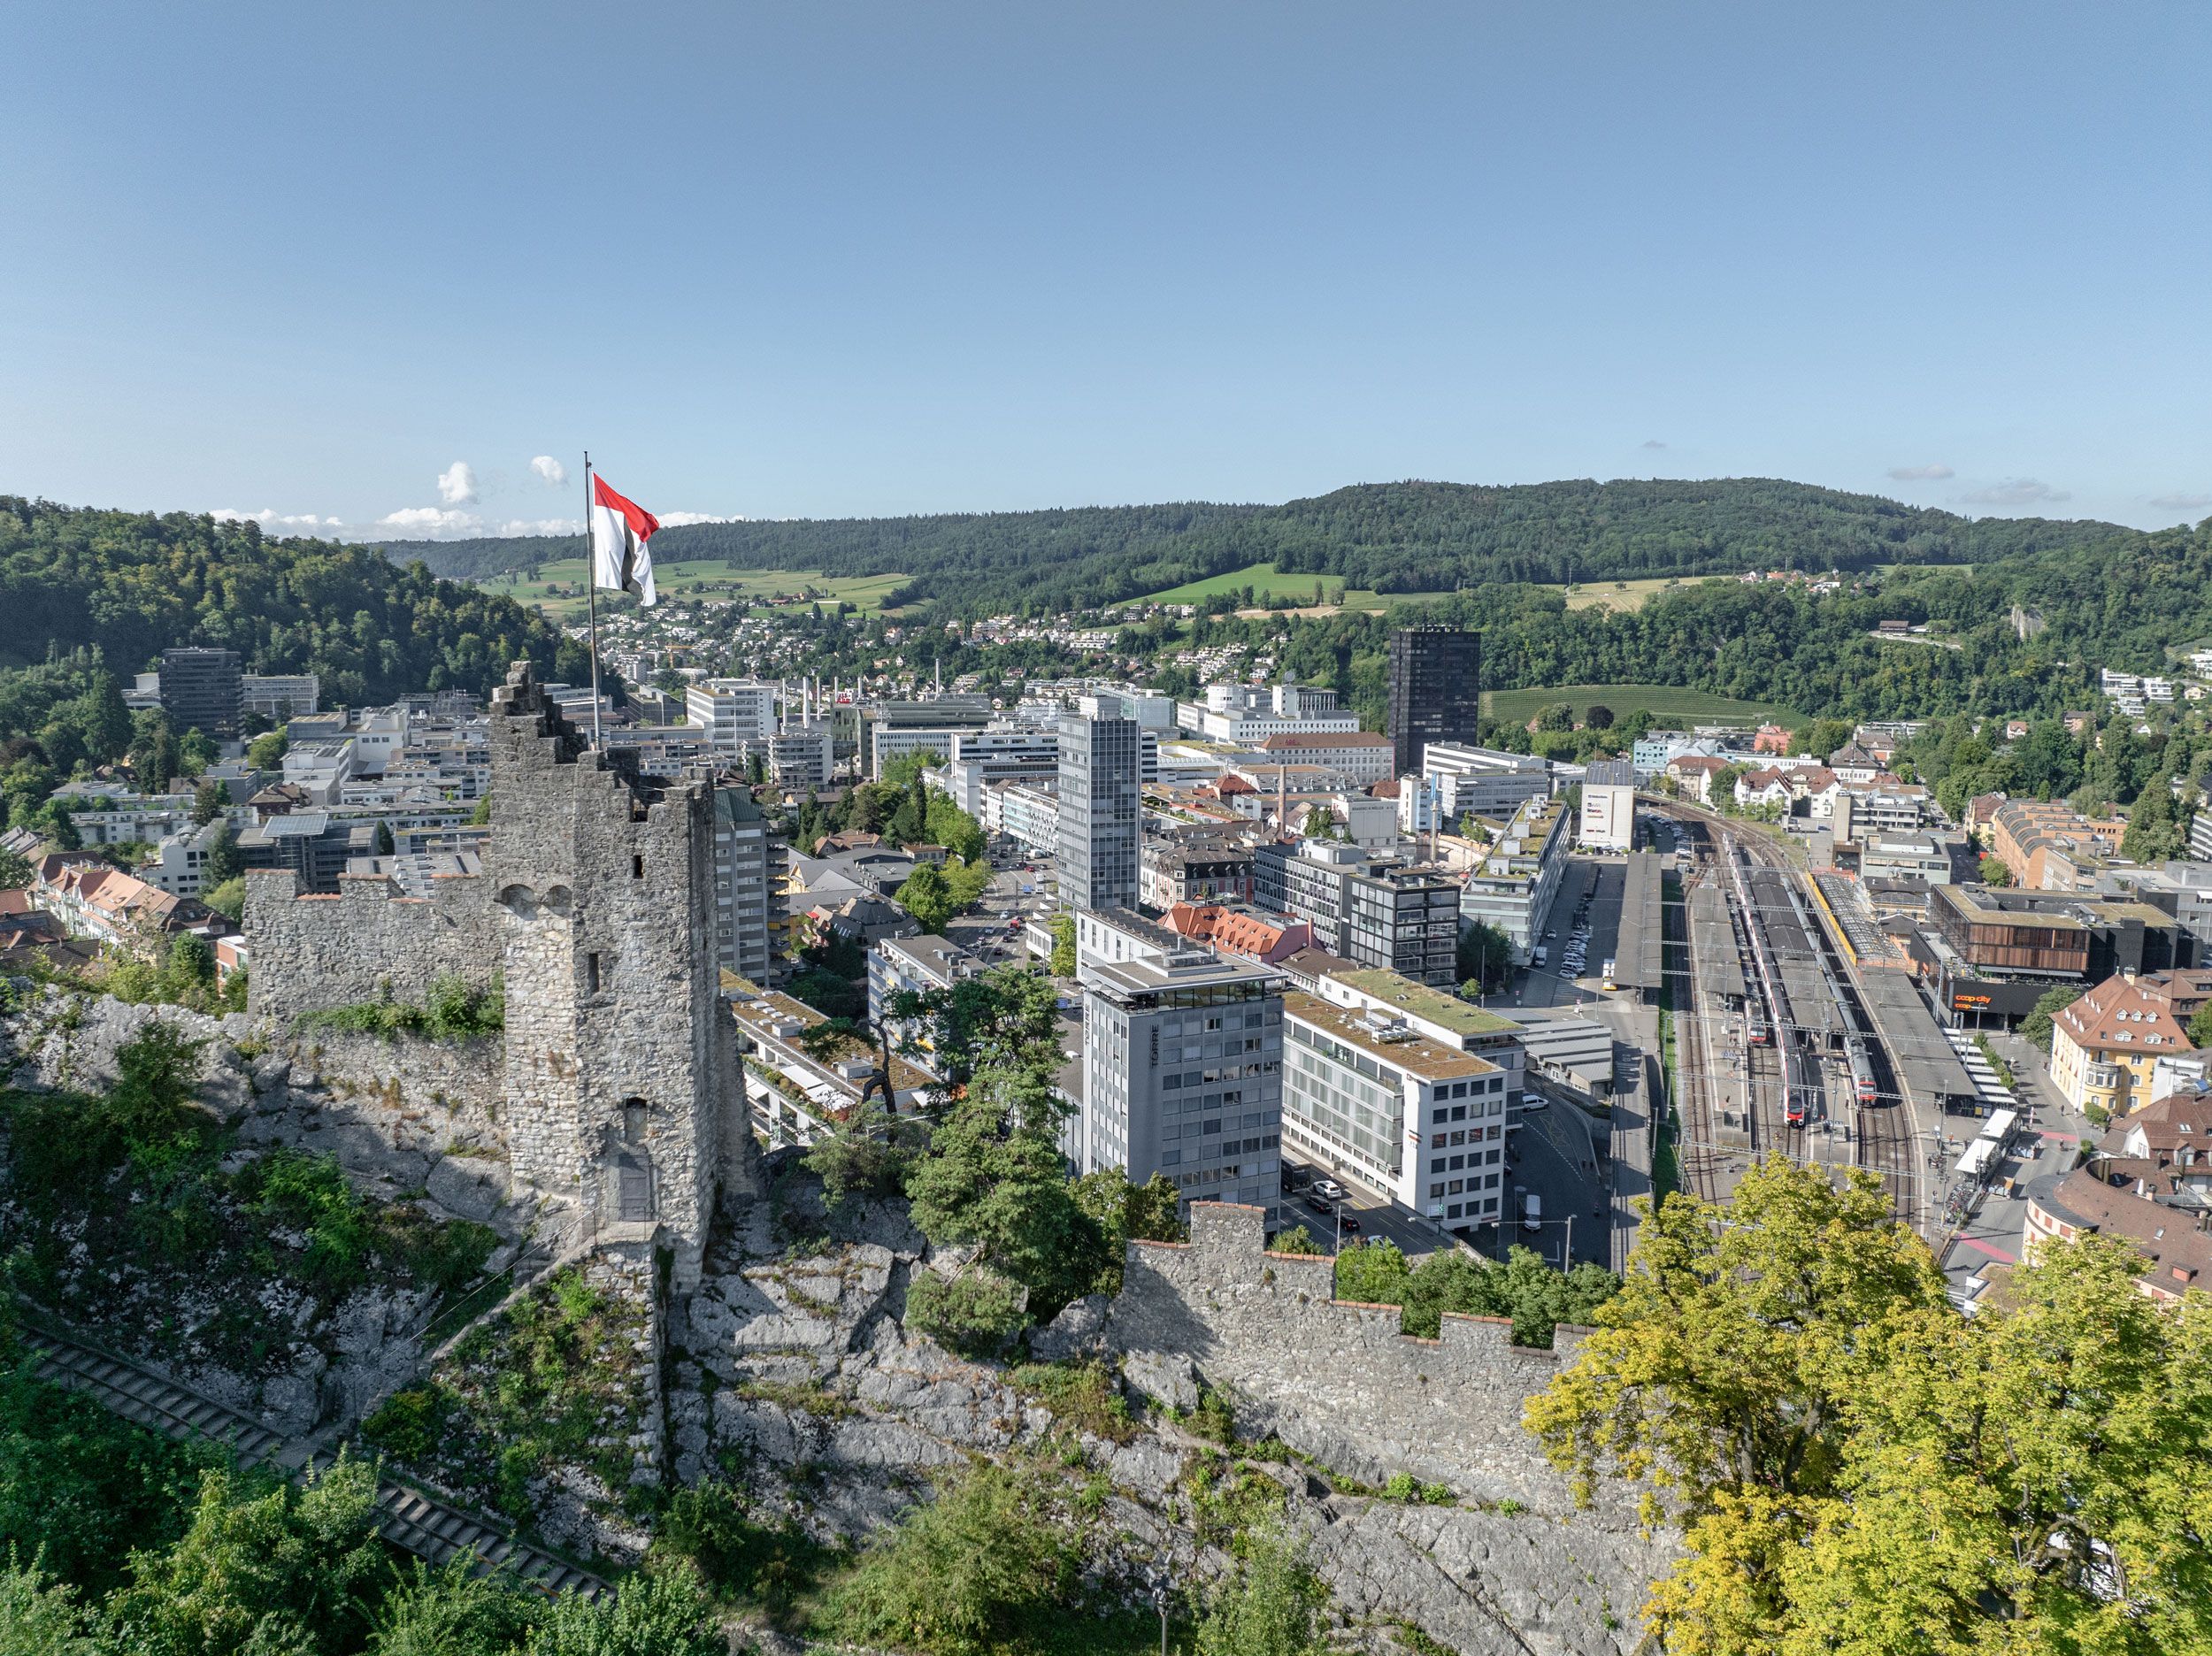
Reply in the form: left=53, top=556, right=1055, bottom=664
left=487, top=662, right=739, bottom=1290
left=246, top=662, right=748, bottom=1291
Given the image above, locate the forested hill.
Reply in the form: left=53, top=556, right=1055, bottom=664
left=0, top=497, right=591, bottom=705
left=376, top=477, right=2143, bottom=617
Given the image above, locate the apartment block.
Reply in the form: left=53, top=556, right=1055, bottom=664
left=1056, top=711, right=1141, bottom=912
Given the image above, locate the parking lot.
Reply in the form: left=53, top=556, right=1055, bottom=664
left=1511, top=857, right=1624, bottom=1012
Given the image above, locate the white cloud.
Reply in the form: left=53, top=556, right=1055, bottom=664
left=378, top=506, right=484, bottom=536
left=1960, top=479, right=2070, bottom=507
left=529, top=456, right=568, bottom=487
left=2149, top=492, right=2212, bottom=512
left=371, top=509, right=589, bottom=540
left=435, top=461, right=478, bottom=506
left=655, top=510, right=744, bottom=527
left=1886, top=464, right=1955, bottom=481
left=1640, top=439, right=1666, bottom=449
left=211, top=508, right=345, bottom=530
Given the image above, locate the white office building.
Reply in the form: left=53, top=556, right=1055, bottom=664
left=1422, top=743, right=1554, bottom=819
left=990, top=779, right=1062, bottom=855
left=1281, top=989, right=1509, bottom=1230
left=242, top=674, right=320, bottom=721
left=1578, top=758, right=1638, bottom=851
left=687, top=679, right=780, bottom=763
left=766, top=724, right=834, bottom=789
left=1458, top=794, right=1572, bottom=962
left=1176, top=681, right=1363, bottom=745
left=1071, top=908, right=1283, bottom=1208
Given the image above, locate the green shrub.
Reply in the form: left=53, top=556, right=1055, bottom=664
left=360, top=1386, right=450, bottom=1464
left=1195, top=1522, right=1324, bottom=1656
left=906, top=1268, right=1030, bottom=1358
left=818, top=1461, right=1080, bottom=1656
left=1006, top=1361, right=1134, bottom=1444
left=236, top=1148, right=375, bottom=1292
left=293, top=974, right=503, bottom=1042
left=1190, top=1385, right=1238, bottom=1446
left=656, top=1482, right=843, bottom=1614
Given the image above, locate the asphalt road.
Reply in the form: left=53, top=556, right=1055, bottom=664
left=941, top=859, right=1054, bottom=964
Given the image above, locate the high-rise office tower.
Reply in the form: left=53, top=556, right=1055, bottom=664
left=1056, top=705, right=1141, bottom=913
left=1386, top=628, right=1482, bottom=777
left=159, top=647, right=244, bottom=739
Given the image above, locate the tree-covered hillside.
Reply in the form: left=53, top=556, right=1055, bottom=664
left=1, top=497, right=591, bottom=705
left=380, top=477, right=2142, bottom=618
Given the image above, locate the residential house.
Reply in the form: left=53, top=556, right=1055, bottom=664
left=2048, top=970, right=2212, bottom=1116
left=1665, top=754, right=1731, bottom=805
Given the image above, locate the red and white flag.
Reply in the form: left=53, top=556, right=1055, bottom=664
left=589, top=475, right=659, bottom=606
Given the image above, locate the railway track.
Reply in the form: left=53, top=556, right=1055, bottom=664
left=1649, top=797, right=1924, bottom=1221
left=18, top=1319, right=612, bottom=1600
left=1667, top=863, right=1725, bottom=1205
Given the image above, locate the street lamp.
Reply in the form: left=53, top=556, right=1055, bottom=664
left=1153, top=1583, right=1168, bottom=1656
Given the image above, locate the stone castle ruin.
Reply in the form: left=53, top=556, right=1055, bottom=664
left=245, top=660, right=750, bottom=1288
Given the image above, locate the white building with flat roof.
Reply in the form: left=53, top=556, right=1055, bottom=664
left=687, top=678, right=780, bottom=765
left=1422, top=743, right=1554, bottom=820
left=1457, top=793, right=1572, bottom=962
left=1281, top=989, right=1508, bottom=1230
left=1177, top=682, right=1363, bottom=744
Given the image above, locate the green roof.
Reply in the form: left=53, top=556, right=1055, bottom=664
left=1328, top=968, right=1521, bottom=1035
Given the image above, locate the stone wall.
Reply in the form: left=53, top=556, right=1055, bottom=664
left=245, top=869, right=498, bottom=1021
left=1055, top=1201, right=1615, bottom=1516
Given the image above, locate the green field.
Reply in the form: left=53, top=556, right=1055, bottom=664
left=1483, top=683, right=1793, bottom=726
left=1139, top=561, right=1455, bottom=612
left=473, top=560, right=908, bottom=620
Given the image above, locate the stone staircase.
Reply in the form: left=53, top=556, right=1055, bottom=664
left=19, top=1318, right=612, bottom=1600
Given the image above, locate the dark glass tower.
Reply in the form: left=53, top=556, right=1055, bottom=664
left=1386, top=627, right=1482, bottom=776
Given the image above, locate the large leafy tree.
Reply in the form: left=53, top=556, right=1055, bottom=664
left=905, top=1063, right=1109, bottom=1322
left=1525, top=1157, right=2212, bottom=1654
left=894, top=863, right=956, bottom=934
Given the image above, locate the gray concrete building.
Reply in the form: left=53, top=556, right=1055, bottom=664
left=159, top=647, right=243, bottom=739
left=711, top=784, right=787, bottom=985
left=1386, top=628, right=1482, bottom=777
left=1056, top=709, right=1141, bottom=913
left=1071, top=908, right=1283, bottom=1209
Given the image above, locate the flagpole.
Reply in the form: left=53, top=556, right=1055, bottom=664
left=584, top=449, right=603, bottom=749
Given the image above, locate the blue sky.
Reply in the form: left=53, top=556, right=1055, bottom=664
left=4, top=2, right=2208, bottom=536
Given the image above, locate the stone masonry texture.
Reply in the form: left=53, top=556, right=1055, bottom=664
left=245, top=661, right=749, bottom=1289
left=1049, top=1200, right=1627, bottom=1517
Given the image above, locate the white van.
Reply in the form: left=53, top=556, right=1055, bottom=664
left=1522, top=1192, right=1542, bottom=1232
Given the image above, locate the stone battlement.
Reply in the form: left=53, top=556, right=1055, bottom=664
left=1066, top=1200, right=1605, bottom=1514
